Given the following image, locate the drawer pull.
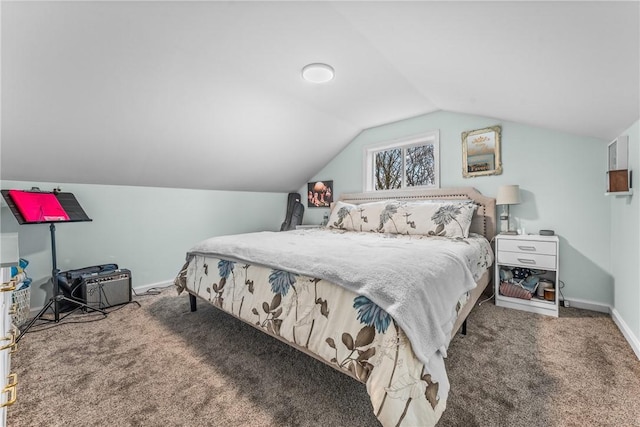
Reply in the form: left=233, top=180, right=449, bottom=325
left=517, top=245, right=537, bottom=251
left=0, top=281, right=16, bottom=293
left=0, top=379, right=17, bottom=408
left=5, top=373, right=17, bottom=388
left=0, top=329, right=17, bottom=353
left=517, top=258, right=537, bottom=265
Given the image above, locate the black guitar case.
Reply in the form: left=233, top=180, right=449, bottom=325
left=280, top=193, right=304, bottom=231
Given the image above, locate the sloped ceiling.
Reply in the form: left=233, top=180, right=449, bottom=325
left=2, top=1, right=638, bottom=192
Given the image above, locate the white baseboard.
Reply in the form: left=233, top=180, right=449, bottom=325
left=29, top=305, right=44, bottom=317
left=27, top=279, right=175, bottom=316
left=24, top=284, right=639, bottom=361
left=611, top=307, right=640, bottom=361
left=564, top=298, right=639, bottom=361
left=564, top=297, right=610, bottom=313
left=132, top=279, right=174, bottom=296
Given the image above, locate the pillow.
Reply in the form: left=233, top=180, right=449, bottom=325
left=327, top=200, right=395, bottom=232
left=386, top=200, right=476, bottom=237
left=354, top=200, right=398, bottom=232
left=328, top=199, right=476, bottom=238
left=499, top=282, right=532, bottom=300
left=327, top=201, right=357, bottom=230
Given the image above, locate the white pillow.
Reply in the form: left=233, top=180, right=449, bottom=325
left=327, top=201, right=357, bottom=230
left=327, top=200, right=394, bottom=232
left=390, top=201, right=476, bottom=237
left=328, top=199, right=476, bottom=238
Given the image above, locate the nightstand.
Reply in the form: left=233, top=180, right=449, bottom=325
left=494, top=234, right=560, bottom=317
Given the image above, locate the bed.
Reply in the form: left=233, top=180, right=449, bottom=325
left=174, top=187, right=496, bottom=426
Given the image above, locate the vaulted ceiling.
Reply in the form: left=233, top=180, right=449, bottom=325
left=2, top=1, right=638, bottom=192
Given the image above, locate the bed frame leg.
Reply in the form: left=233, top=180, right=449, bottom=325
left=461, top=319, right=467, bottom=336
left=189, top=293, right=197, bottom=312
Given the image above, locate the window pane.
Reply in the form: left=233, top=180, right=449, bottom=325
left=365, top=131, right=439, bottom=192
left=375, top=148, right=402, bottom=190
left=405, top=144, right=434, bottom=187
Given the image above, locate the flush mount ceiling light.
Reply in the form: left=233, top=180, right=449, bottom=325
left=302, top=63, right=335, bottom=83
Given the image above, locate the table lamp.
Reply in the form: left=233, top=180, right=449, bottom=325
left=496, top=185, right=521, bottom=234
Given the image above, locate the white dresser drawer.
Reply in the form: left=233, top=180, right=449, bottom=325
left=498, top=239, right=557, bottom=256
left=497, top=251, right=557, bottom=270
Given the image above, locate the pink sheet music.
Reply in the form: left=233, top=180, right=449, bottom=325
left=8, top=190, right=70, bottom=222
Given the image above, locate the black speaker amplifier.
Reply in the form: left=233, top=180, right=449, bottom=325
left=81, top=269, right=132, bottom=310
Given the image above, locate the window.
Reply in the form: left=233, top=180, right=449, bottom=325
left=363, top=131, right=439, bottom=191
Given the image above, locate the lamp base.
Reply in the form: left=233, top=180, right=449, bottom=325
left=499, top=217, right=508, bottom=233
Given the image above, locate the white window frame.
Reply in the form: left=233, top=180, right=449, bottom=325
left=363, top=130, right=440, bottom=192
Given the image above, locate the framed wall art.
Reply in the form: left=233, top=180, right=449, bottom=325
left=462, top=125, right=503, bottom=178
left=307, top=180, right=333, bottom=208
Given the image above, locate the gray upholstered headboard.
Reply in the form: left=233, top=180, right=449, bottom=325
left=338, top=187, right=496, bottom=242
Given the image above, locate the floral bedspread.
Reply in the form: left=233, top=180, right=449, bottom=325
left=174, top=234, right=492, bottom=427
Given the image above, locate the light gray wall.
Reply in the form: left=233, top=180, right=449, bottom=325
left=610, top=119, right=640, bottom=351
left=301, top=110, right=612, bottom=306
left=1, top=180, right=286, bottom=309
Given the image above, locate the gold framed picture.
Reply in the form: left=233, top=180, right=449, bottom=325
left=462, top=126, right=502, bottom=178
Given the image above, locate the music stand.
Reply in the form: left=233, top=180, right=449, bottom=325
left=1, top=190, right=107, bottom=342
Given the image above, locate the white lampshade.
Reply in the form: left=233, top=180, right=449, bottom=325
left=496, top=185, right=521, bottom=205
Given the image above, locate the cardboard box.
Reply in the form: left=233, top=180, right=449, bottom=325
left=608, top=169, right=629, bottom=192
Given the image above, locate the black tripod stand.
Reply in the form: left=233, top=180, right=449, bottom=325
left=16, top=223, right=107, bottom=342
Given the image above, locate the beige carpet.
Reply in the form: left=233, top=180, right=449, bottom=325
left=7, top=289, right=640, bottom=427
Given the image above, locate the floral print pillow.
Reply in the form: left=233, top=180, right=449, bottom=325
left=327, top=201, right=357, bottom=230
left=328, top=200, right=394, bottom=232
left=384, top=201, right=476, bottom=237
left=328, top=200, right=476, bottom=238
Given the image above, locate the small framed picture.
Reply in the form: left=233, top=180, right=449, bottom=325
left=462, top=125, right=502, bottom=178
left=307, top=180, right=333, bottom=208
